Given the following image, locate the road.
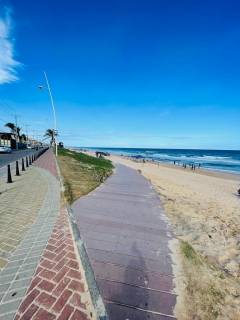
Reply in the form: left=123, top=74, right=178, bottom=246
left=0, top=149, right=37, bottom=168
left=73, top=164, right=177, bottom=320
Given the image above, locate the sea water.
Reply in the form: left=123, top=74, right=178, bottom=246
left=81, top=147, right=240, bottom=175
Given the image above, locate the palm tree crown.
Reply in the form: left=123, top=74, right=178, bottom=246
left=44, top=129, right=58, bottom=145
left=5, top=122, right=16, bottom=133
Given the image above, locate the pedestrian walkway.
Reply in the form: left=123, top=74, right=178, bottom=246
left=73, top=164, right=177, bottom=320
left=34, top=150, right=58, bottom=178
left=0, top=168, right=48, bottom=269
left=0, top=150, right=93, bottom=320
left=15, top=207, right=92, bottom=320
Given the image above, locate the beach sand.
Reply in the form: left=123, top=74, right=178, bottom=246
left=108, top=155, right=240, bottom=320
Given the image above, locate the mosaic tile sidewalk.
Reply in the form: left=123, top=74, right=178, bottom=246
left=0, top=149, right=94, bottom=319
left=15, top=207, right=92, bottom=320
left=0, top=166, right=60, bottom=320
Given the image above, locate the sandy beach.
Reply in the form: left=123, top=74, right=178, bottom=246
left=107, top=154, right=240, bottom=320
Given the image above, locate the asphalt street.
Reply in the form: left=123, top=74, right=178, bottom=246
left=0, top=149, right=37, bottom=168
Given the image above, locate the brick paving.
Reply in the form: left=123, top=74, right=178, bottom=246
left=34, top=149, right=58, bottom=178
left=15, top=207, right=92, bottom=320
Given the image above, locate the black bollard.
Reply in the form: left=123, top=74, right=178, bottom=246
left=16, top=161, right=20, bottom=176
left=29, top=156, right=32, bottom=165
left=32, top=155, right=34, bottom=163
left=7, top=164, right=13, bottom=183
left=22, top=158, right=25, bottom=171
left=26, top=157, right=29, bottom=167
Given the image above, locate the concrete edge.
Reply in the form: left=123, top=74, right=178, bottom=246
left=67, top=206, right=108, bottom=320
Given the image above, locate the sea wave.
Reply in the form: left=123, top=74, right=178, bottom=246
left=84, top=147, right=240, bottom=174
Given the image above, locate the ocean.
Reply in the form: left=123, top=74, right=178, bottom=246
left=81, top=147, right=240, bottom=175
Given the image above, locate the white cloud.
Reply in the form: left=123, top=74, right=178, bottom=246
left=0, top=8, right=20, bottom=84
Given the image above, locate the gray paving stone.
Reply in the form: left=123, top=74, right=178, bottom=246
left=17, top=242, right=33, bottom=250
left=8, top=278, right=31, bottom=291
left=19, top=262, right=38, bottom=272
left=9, top=254, right=27, bottom=262
left=0, top=274, right=15, bottom=285
left=0, top=312, right=16, bottom=320
left=0, top=299, right=21, bottom=315
left=0, top=267, right=19, bottom=277
left=3, top=287, right=27, bottom=303
left=3, top=261, right=24, bottom=270
left=0, top=283, right=10, bottom=293
left=15, top=269, right=34, bottom=281
left=12, top=249, right=29, bottom=256
left=32, top=240, right=47, bottom=246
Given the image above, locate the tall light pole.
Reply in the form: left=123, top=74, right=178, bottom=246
left=39, top=71, right=58, bottom=156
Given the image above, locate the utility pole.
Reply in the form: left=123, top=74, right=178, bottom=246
left=43, top=72, right=58, bottom=156
left=24, top=124, right=30, bottom=144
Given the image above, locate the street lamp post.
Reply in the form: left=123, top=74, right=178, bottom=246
left=41, top=71, right=58, bottom=156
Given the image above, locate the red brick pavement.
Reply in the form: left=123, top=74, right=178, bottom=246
left=34, top=149, right=58, bottom=177
left=15, top=208, right=92, bottom=320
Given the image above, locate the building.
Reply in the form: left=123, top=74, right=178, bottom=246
left=0, top=132, right=16, bottom=149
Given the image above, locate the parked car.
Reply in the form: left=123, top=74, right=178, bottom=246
left=0, top=145, right=12, bottom=153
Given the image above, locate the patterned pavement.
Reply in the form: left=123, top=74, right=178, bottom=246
left=0, top=150, right=92, bottom=320
left=0, top=168, right=48, bottom=269
left=15, top=207, right=92, bottom=320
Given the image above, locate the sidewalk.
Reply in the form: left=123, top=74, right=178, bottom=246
left=0, top=150, right=93, bottom=320
left=73, top=164, right=177, bottom=319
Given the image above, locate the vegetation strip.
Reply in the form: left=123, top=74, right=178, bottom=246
left=57, top=149, right=113, bottom=204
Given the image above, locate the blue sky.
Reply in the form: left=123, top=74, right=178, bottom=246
left=0, top=0, right=239, bottom=149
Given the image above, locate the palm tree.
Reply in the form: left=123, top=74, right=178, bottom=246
left=5, top=122, right=16, bottom=134
left=20, top=134, right=27, bottom=143
left=16, top=127, right=21, bottom=141
left=44, top=129, right=57, bottom=146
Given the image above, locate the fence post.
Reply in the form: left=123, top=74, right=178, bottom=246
left=7, top=164, right=13, bottom=183
left=22, top=158, right=25, bottom=171
left=16, top=161, right=20, bottom=176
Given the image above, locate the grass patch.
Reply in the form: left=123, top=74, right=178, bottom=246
left=181, top=241, right=202, bottom=265
left=64, top=180, right=74, bottom=204
left=179, top=240, right=226, bottom=319
left=57, top=148, right=113, bottom=204
left=58, top=148, right=113, bottom=169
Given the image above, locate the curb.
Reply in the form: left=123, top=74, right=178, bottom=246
left=54, top=153, right=109, bottom=320
left=67, top=206, right=108, bottom=320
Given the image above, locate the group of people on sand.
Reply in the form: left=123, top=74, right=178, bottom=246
left=173, top=160, right=201, bottom=170
left=127, top=156, right=202, bottom=171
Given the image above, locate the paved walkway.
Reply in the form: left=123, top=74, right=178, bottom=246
left=15, top=207, right=92, bottom=320
left=73, top=164, right=177, bottom=320
left=0, top=169, right=48, bottom=269
left=0, top=150, right=93, bottom=320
